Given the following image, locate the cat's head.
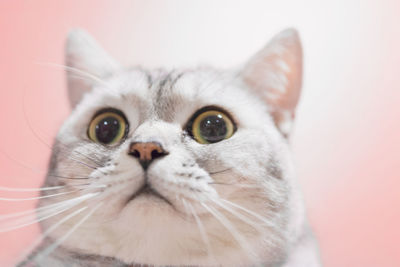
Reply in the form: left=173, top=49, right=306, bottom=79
left=39, top=28, right=304, bottom=266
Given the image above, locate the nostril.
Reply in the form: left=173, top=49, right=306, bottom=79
left=131, top=150, right=140, bottom=158
left=151, top=149, right=164, bottom=159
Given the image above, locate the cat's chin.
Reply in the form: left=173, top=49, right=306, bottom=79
left=127, top=184, right=172, bottom=205
left=125, top=183, right=173, bottom=207
left=128, top=192, right=173, bottom=208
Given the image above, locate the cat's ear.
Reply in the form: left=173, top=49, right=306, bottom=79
left=242, top=28, right=302, bottom=138
left=65, top=29, right=120, bottom=107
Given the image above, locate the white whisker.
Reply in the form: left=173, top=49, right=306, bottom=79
left=210, top=198, right=278, bottom=248
left=0, top=191, right=100, bottom=221
left=0, top=193, right=98, bottom=232
left=0, top=205, right=72, bottom=233
left=211, top=198, right=264, bottom=230
left=17, top=206, right=88, bottom=265
left=182, top=199, right=215, bottom=264
left=201, top=202, right=259, bottom=263
left=0, top=198, right=76, bottom=221
left=35, top=62, right=110, bottom=88
left=0, top=185, right=66, bottom=192
left=22, top=86, right=107, bottom=172
left=179, top=196, right=191, bottom=215
left=0, top=183, right=103, bottom=194
left=0, top=190, right=81, bottom=202
left=209, top=182, right=260, bottom=189
left=33, top=202, right=103, bottom=263
left=220, top=199, right=276, bottom=228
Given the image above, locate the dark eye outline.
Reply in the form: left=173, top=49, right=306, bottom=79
left=87, top=108, right=129, bottom=145
left=185, top=106, right=237, bottom=144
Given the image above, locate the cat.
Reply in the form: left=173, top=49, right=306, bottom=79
left=17, top=28, right=320, bottom=266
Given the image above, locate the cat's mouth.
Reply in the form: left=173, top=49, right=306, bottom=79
left=126, top=183, right=172, bottom=206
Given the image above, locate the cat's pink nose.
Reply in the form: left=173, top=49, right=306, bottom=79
left=128, top=142, right=168, bottom=170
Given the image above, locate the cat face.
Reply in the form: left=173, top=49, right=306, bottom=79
left=38, top=29, right=304, bottom=266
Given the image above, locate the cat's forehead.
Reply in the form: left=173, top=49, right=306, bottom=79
left=118, top=67, right=236, bottom=99
left=87, top=67, right=259, bottom=123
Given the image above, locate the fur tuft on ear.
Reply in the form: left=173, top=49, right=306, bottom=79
left=65, top=29, right=119, bottom=107
left=242, top=28, right=303, bottom=138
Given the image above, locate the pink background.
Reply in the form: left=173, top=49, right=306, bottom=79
left=1, top=1, right=399, bottom=266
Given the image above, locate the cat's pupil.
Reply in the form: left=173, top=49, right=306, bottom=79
left=95, top=116, right=120, bottom=144
left=199, top=114, right=227, bottom=143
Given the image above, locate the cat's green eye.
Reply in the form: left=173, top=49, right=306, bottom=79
left=88, top=110, right=128, bottom=145
left=187, top=108, right=236, bottom=144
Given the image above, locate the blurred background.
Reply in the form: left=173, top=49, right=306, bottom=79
left=0, top=0, right=399, bottom=266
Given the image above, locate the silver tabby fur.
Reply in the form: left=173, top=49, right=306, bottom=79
left=19, top=28, right=320, bottom=267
